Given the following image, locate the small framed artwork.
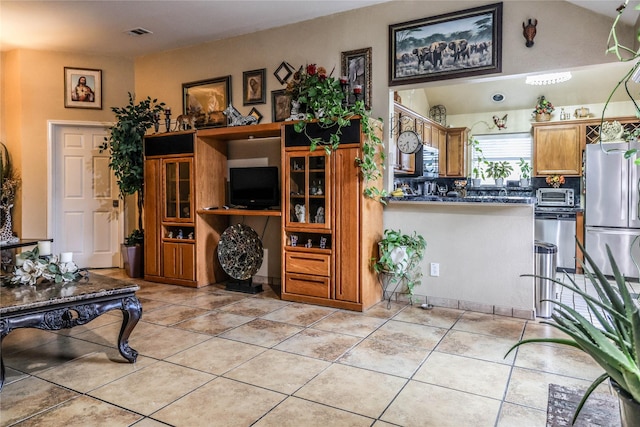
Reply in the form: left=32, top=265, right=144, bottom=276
left=274, top=61, right=294, bottom=85
left=248, top=107, right=263, bottom=124
left=243, top=68, right=266, bottom=105
left=271, top=89, right=291, bottom=122
left=64, top=67, right=102, bottom=109
left=341, top=47, right=372, bottom=109
left=389, top=2, right=502, bottom=86
left=182, top=75, right=232, bottom=128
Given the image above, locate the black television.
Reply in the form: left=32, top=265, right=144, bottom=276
left=229, top=166, right=280, bottom=209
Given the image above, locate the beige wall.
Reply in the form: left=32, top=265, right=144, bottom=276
left=1, top=49, right=134, bottom=238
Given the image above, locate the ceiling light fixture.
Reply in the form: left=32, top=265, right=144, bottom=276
left=491, top=93, right=505, bottom=102
left=525, top=71, right=572, bottom=85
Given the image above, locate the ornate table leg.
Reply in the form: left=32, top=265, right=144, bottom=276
left=118, top=296, right=142, bottom=362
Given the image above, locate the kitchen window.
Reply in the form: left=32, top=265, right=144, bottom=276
left=473, top=132, right=532, bottom=184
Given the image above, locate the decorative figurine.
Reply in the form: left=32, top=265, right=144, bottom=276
left=290, top=234, right=298, bottom=247
left=319, top=236, right=328, bottom=249
left=174, top=112, right=197, bottom=131
left=164, top=107, right=172, bottom=132
left=223, top=104, right=258, bottom=126
left=315, top=206, right=325, bottom=224
left=177, top=229, right=183, bottom=239
left=188, top=232, right=194, bottom=239
left=168, top=231, right=174, bottom=238
left=305, top=239, right=313, bottom=248
left=523, top=18, right=537, bottom=48
left=153, top=112, right=160, bottom=133
left=295, top=204, right=305, bottom=223
left=492, top=114, right=508, bottom=130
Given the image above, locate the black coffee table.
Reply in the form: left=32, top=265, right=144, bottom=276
left=0, top=273, right=142, bottom=391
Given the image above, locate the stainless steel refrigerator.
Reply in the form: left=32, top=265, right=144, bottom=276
left=585, top=142, right=640, bottom=278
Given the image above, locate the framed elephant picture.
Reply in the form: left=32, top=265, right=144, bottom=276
left=389, top=2, right=502, bottom=86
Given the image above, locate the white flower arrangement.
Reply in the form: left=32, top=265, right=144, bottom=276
left=2, top=248, right=87, bottom=286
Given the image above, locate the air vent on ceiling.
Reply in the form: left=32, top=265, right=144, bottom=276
left=126, top=28, right=153, bottom=36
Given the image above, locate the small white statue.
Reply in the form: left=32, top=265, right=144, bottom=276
left=315, top=206, right=324, bottom=224
left=295, top=204, right=305, bottom=223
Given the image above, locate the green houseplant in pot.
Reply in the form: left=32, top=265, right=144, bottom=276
left=286, top=64, right=386, bottom=201
left=468, top=135, right=486, bottom=187
left=485, top=160, right=513, bottom=187
left=507, top=241, right=640, bottom=426
left=372, top=229, right=426, bottom=303
left=517, top=158, right=531, bottom=187
left=100, top=92, right=165, bottom=277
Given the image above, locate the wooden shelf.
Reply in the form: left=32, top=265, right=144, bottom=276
left=196, top=123, right=282, bottom=140
left=197, top=208, right=282, bottom=217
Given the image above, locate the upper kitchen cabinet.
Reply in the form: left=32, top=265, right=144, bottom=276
left=532, top=122, right=582, bottom=176
left=441, top=127, right=468, bottom=177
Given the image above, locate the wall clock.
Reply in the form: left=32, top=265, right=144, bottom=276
left=397, top=130, right=422, bottom=154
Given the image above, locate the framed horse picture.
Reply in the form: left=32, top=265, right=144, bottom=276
left=182, top=75, right=231, bottom=128
left=389, top=3, right=502, bottom=86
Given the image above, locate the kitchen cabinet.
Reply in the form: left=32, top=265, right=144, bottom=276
left=281, top=119, right=383, bottom=311
left=442, top=127, right=468, bottom=177
left=532, top=122, right=582, bottom=176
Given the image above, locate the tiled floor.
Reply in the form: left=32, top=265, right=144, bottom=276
left=1, top=269, right=610, bottom=426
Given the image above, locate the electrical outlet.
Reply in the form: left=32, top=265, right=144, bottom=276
left=430, top=262, right=440, bottom=277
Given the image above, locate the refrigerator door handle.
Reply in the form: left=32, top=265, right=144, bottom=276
left=622, top=154, right=629, bottom=223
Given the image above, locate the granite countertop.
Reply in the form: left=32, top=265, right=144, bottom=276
left=1, top=273, right=139, bottom=313
left=387, top=195, right=537, bottom=205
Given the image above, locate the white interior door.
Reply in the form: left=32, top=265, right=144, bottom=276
left=52, top=123, right=121, bottom=268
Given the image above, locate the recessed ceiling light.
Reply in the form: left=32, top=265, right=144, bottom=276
left=525, top=72, right=572, bottom=85
left=491, top=93, right=505, bottom=102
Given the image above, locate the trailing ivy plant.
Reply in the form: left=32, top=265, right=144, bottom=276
left=99, top=92, right=165, bottom=241
left=286, top=64, right=386, bottom=202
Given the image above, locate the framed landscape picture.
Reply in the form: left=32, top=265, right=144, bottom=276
left=182, top=75, right=231, bottom=128
left=64, top=67, right=102, bottom=109
left=389, top=2, right=502, bottom=86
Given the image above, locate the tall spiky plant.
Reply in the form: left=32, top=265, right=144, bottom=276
left=506, top=240, right=640, bottom=423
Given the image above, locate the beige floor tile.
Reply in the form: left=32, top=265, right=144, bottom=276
left=0, top=376, right=79, bottom=426
left=381, top=380, right=501, bottom=426
left=522, top=320, right=569, bottom=344
left=261, top=303, right=336, bottom=326
left=219, top=318, right=303, bottom=347
left=13, top=394, right=142, bottom=427
left=89, top=361, right=214, bottom=415
left=151, top=377, right=285, bottom=427
left=123, top=320, right=211, bottom=359
left=364, top=300, right=409, bottom=319
left=311, top=311, right=386, bottom=337
left=1, top=328, right=60, bottom=355
left=369, top=319, right=447, bottom=349
left=131, top=418, right=169, bottom=427
left=514, top=342, right=604, bottom=380
left=179, top=291, right=247, bottom=310
left=139, top=304, right=211, bottom=326
left=165, top=336, right=266, bottom=374
left=435, top=329, right=518, bottom=364
left=174, top=310, right=253, bottom=335
left=453, top=311, right=526, bottom=339
left=135, top=285, right=201, bottom=303
left=137, top=296, right=172, bottom=312
left=295, top=364, right=407, bottom=418
left=393, top=305, right=464, bottom=329
left=275, top=328, right=361, bottom=361
left=224, top=349, right=330, bottom=394
left=218, top=297, right=291, bottom=317
left=37, top=351, right=156, bottom=393
left=253, top=396, right=374, bottom=426
left=505, top=367, right=598, bottom=410
left=4, top=335, right=111, bottom=375
left=3, top=366, right=28, bottom=386
left=413, top=351, right=511, bottom=399
left=339, top=337, right=429, bottom=378
left=496, top=402, right=547, bottom=427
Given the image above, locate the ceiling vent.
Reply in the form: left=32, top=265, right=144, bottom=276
left=126, top=28, right=153, bottom=36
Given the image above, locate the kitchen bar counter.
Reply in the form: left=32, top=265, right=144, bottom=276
left=387, top=195, right=536, bottom=205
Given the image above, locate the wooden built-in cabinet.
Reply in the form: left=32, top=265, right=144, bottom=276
left=281, top=119, right=383, bottom=311
left=393, top=102, right=467, bottom=177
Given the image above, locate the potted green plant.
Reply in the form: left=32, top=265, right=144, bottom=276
left=485, top=160, right=513, bottom=187
left=286, top=64, right=386, bottom=201
left=506, top=242, right=640, bottom=426
left=517, top=158, right=531, bottom=187
left=468, top=135, right=486, bottom=187
left=100, top=93, right=165, bottom=277
left=372, top=229, right=426, bottom=303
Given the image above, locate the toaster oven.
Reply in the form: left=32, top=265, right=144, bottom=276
left=536, top=188, right=574, bottom=207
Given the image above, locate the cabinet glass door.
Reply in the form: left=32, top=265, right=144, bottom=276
left=164, top=158, right=193, bottom=222
left=286, top=152, right=329, bottom=229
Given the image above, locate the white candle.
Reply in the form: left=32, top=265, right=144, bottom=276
left=38, top=241, right=51, bottom=256
left=60, top=252, right=73, bottom=263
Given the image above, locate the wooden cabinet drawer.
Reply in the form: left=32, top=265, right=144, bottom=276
left=285, top=252, right=330, bottom=276
left=285, top=273, right=330, bottom=298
